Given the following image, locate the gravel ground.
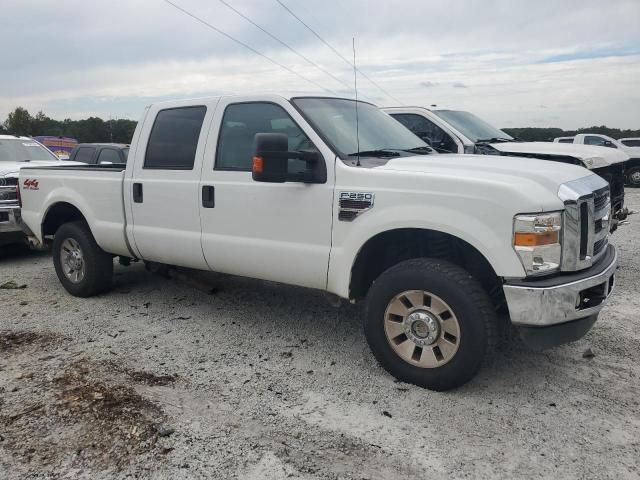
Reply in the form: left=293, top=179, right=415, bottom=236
left=1, top=190, right=639, bottom=480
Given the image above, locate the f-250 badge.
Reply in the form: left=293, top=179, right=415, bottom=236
left=339, top=191, right=374, bottom=222
left=23, top=179, right=39, bottom=190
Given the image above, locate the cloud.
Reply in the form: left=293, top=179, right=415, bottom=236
left=0, top=0, right=639, bottom=128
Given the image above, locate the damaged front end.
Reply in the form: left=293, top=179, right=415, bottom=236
left=593, top=163, right=627, bottom=228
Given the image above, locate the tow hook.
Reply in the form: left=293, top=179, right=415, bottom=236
left=26, top=236, right=47, bottom=251
left=615, top=207, right=630, bottom=221
left=611, top=208, right=632, bottom=231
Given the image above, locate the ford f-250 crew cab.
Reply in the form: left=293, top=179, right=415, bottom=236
left=18, top=95, right=618, bottom=391
left=384, top=107, right=629, bottom=226
left=554, top=134, right=640, bottom=187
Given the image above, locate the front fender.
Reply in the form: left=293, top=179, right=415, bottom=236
left=327, top=204, right=526, bottom=299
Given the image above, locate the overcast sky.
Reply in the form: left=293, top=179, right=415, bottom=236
left=2, top=0, right=639, bottom=128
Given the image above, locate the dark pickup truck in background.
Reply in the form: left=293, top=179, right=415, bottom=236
left=69, top=143, right=129, bottom=165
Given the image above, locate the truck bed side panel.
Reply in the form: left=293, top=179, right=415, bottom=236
left=20, top=167, right=130, bottom=256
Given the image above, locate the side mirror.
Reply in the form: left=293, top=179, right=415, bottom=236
left=252, top=132, right=327, bottom=184
left=603, top=140, right=616, bottom=148
left=252, top=133, right=289, bottom=183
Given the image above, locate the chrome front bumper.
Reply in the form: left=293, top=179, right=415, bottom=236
left=503, top=245, right=617, bottom=327
left=0, top=205, right=22, bottom=233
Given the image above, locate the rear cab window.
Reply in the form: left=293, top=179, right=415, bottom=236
left=144, top=106, right=207, bottom=170
left=96, top=148, right=122, bottom=164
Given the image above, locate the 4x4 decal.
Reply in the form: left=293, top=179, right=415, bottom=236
left=23, top=179, right=39, bottom=190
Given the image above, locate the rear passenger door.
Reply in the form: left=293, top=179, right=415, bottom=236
left=128, top=103, right=214, bottom=269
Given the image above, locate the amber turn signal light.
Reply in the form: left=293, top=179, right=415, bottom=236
left=252, top=156, right=264, bottom=173
left=513, top=231, right=559, bottom=247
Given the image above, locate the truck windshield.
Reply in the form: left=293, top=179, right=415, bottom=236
left=292, top=97, right=430, bottom=158
left=0, top=138, right=60, bottom=162
left=432, top=110, right=513, bottom=143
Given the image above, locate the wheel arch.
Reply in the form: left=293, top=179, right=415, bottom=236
left=347, top=228, right=505, bottom=310
left=42, top=201, right=88, bottom=239
left=625, top=157, right=640, bottom=168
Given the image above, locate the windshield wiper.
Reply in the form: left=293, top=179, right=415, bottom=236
left=399, top=146, right=433, bottom=155
left=476, top=137, right=514, bottom=144
left=347, top=149, right=400, bottom=158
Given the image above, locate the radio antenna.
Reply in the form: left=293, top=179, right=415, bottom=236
left=352, top=37, right=361, bottom=166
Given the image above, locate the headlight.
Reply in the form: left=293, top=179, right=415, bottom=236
left=582, top=156, right=609, bottom=168
left=513, top=211, right=562, bottom=275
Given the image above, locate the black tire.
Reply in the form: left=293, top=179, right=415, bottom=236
left=625, top=165, right=640, bottom=188
left=364, top=258, right=497, bottom=391
left=52, top=221, right=113, bottom=297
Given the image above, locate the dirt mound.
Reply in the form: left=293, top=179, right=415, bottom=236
left=0, top=358, right=169, bottom=471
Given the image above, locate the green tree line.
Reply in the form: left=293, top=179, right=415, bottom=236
left=2, top=106, right=638, bottom=144
left=1, top=107, right=137, bottom=144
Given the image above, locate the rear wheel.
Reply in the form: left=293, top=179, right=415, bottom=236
left=364, top=258, right=497, bottom=391
left=625, top=165, right=640, bottom=187
left=52, top=221, right=113, bottom=297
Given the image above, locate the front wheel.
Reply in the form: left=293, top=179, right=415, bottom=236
left=625, top=165, right=640, bottom=188
left=364, top=258, right=497, bottom=391
left=52, top=221, right=114, bottom=297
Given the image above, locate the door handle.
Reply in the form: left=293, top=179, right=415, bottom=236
left=133, top=183, right=143, bottom=203
left=202, top=185, right=215, bottom=208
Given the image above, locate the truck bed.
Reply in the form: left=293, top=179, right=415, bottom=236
left=19, top=165, right=131, bottom=256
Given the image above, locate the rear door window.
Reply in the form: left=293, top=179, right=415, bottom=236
left=144, top=106, right=207, bottom=170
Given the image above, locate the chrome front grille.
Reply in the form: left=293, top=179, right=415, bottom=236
left=558, top=175, right=610, bottom=271
left=0, top=177, right=19, bottom=206
left=593, top=238, right=607, bottom=256
left=594, top=192, right=608, bottom=212
left=591, top=188, right=610, bottom=260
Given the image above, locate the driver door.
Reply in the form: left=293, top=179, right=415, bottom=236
left=199, top=98, right=335, bottom=289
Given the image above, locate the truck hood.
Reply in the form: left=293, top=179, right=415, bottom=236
left=489, top=141, right=629, bottom=167
left=379, top=153, right=592, bottom=194
left=0, top=160, right=81, bottom=178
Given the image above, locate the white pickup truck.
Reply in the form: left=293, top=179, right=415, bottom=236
left=384, top=107, right=629, bottom=224
left=554, top=134, right=640, bottom=187
left=18, top=95, right=618, bottom=391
